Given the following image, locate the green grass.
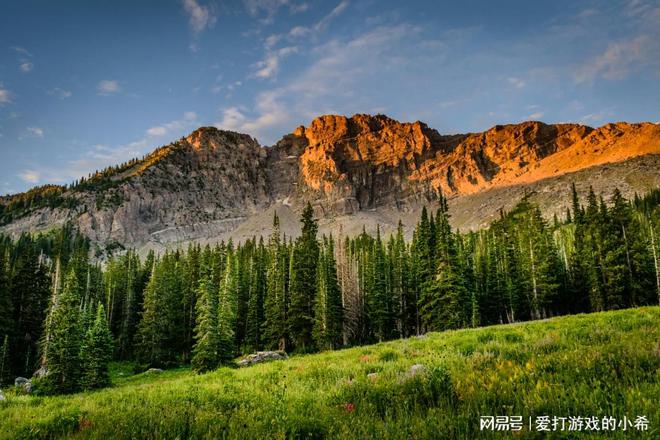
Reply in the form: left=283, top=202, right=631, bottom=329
left=1, top=307, right=658, bottom=439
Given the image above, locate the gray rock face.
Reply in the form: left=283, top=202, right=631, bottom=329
left=1, top=118, right=658, bottom=255
left=237, top=351, right=288, bottom=367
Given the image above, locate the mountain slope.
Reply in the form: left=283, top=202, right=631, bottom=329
left=0, top=114, right=658, bottom=251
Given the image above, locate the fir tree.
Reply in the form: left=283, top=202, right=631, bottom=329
left=42, top=268, right=82, bottom=394
left=80, top=304, right=113, bottom=390
left=191, top=271, right=219, bottom=372
left=263, top=214, right=289, bottom=351
left=217, top=248, right=239, bottom=363
left=288, top=203, right=319, bottom=352
left=313, top=237, right=343, bottom=350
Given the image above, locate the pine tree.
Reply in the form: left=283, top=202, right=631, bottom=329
left=217, top=248, right=239, bottom=363
left=263, top=214, right=289, bottom=351
left=0, top=247, right=11, bottom=376
left=0, top=335, right=10, bottom=386
left=288, top=203, right=319, bottom=352
left=313, top=237, right=343, bottom=350
left=80, top=304, right=113, bottom=390
left=191, top=270, right=219, bottom=372
left=42, top=268, right=82, bottom=394
left=245, top=239, right=266, bottom=352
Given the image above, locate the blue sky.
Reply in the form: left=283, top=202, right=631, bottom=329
left=0, top=0, right=658, bottom=194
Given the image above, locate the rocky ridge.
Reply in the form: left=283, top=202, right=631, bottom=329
left=0, top=114, right=658, bottom=252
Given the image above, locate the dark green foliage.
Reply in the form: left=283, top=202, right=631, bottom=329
left=263, top=214, right=289, bottom=351
left=313, top=237, right=343, bottom=349
left=0, top=186, right=658, bottom=396
left=80, top=304, right=113, bottom=390
left=288, top=203, right=319, bottom=352
left=41, top=268, right=83, bottom=394
left=191, top=269, right=219, bottom=372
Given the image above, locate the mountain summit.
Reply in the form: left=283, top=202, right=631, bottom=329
left=1, top=114, right=658, bottom=252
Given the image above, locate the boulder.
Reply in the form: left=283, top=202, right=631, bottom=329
left=14, top=377, right=32, bottom=394
left=0, top=389, right=5, bottom=402
left=146, top=368, right=164, bottom=374
left=237, top=351, right=288, bottom=367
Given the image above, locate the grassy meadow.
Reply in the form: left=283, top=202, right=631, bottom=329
left=1, top=307, right=658, bottom=439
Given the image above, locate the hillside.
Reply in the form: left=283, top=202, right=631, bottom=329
left=0, top=115, right=658, bottom=252
left=1, top=307, right=658, bottom=439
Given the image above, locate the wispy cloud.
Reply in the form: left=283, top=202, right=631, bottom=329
left=47, top=88, right=72, bottom=99
left=19, top=61, right=33, bottom=73
left=145, top=111, right=198, bottom=137
left=12, top=46, right=34, bottom=73
left=313, top=0, right=348, bottom=32
left=26, top=127, right=44, bottom=138
left=18, top=170, right=40, bottom=184
left=253, top=46, right=298, bottom=79
left=243, top=0, right=309, bottom=23
left=15, top=112, right=199, bottom=188
left=575, top=35, right=659, bottom=83
left=18, top=126, right=45, bottom=140
left=0, top=87, right=11, bottom=105
left=227, top=23, right=424, bottom=143
left=507, top=77, right=526, bottom=89
left=97, top=80, right=121, bottom=95
left=283, top=1, right=349, bottom=40
left=182, top=0, right=216, bottom=34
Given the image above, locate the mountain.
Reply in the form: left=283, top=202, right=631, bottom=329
left=1, top=114, right=658, bottom=253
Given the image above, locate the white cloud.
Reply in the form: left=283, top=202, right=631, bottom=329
left=182, top=0, right=216, bottom=34
left=284, top=1, right=348, bottom=40
left=575, top=35, right=659, bottom=83
left=11, top=46, right=32, bottom=57
left=289, top=25, right=310, bottom=38
left=19, top=61, right=33, bottom=73
left=26, top=127, right=44, bottom=138
left=48, top=88, right=72, bottom=99
left=527, top=111, right=544, bottom=120
left=243, top=0, right=309, bottom=22
left=0, top=87, right=10, bottom=105
left=19, top=170, right=40, bottom=184
left=253, top=46, right=298, bottom=79
left=507, top=77, right=526, bottom=89
left=12, top=46, right=34, bottom=73
left=97, top=80, right=121, bottom=95
left=16, top=112, right=200, bottom=187
left=214, top=89, right=291, bottom=140
left=145, top=111, right=198, bottom=138
left=232, top=23, right=423, bottom=143
left=314, top=0, right=349, bottom=32
left=265, top=34, right=281, bottom=49
left=216, top=107, right=248, bottom=131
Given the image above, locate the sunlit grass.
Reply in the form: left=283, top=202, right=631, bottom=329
left=1, top=307, right=658, bottom=439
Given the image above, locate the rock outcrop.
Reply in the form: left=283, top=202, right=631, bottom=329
left=237, top=351, right=288, bottom=367
left=0, top=114, right=658, bottom=252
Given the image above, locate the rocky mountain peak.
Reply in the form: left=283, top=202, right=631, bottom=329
left=0, top=114, right=657, bottom=252
left=184, top=126, right=259, bottom=153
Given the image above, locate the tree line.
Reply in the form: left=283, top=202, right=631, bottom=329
left=0, top=186, right=658, bottom=393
